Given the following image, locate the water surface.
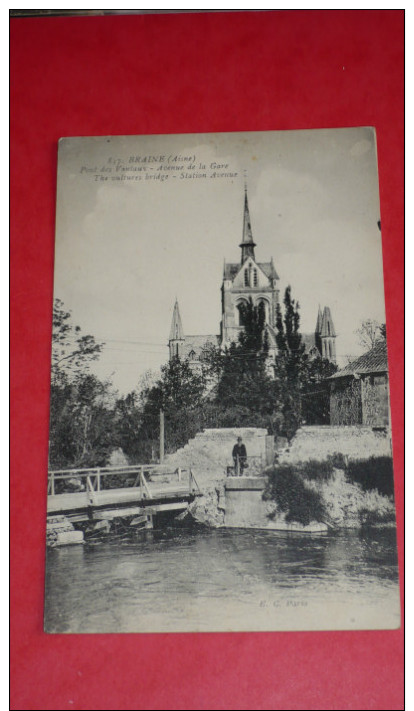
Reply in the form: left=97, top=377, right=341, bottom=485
left=44, top=526, right=400, bottom=633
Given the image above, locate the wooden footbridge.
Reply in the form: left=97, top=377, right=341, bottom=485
left=47, top=464, right=202, bottom=523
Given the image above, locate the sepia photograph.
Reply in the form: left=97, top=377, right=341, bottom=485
left=45, top=128, right=400, bottom=634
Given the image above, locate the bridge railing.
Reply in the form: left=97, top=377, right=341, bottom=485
left=47, top=464, right=201, bottom=498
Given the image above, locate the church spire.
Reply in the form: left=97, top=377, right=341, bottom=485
left=239, top=185, right=256, bottom=263
left=169, top=299, right=184, bottom=341
left=315, top=305, right=323, bottom=334
left=320, top=306, right=336, bottom=337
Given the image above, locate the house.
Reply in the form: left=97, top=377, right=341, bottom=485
left=329, top=339, right=389, bottom=427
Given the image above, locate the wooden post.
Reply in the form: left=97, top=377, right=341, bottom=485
left=50, top=473, right=55, bottom=496
left=160, top=409, right=164, bottom=463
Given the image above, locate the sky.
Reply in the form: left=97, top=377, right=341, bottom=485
left=54, top=128, right=386, bottom=395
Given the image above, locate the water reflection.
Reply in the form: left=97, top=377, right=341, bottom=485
left=44, top=526, right=400, bottom=634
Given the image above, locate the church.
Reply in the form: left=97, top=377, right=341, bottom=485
left=168, top=187, right=336, bottom=369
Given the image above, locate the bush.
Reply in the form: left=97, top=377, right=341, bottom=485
left=300, top=459, right=335, bottom=482
left=345, top=456, right=395, bottom=498
left=263, top=465, right=326, bottom=525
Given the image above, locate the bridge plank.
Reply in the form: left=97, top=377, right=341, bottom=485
left=47, top=483, right=197, bottom=515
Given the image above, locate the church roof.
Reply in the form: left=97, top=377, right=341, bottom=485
left=223, top=261, right=279, bottom=281
left=182, top=334, right=220, bottom=359
left=330, top=340, right=388, bottom=379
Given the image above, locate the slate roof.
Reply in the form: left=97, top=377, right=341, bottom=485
left=182, top=334, right=220, bottom=360
left=223, top=261, right=279, bottom=281
left=330, top=340, right=388, bottom=379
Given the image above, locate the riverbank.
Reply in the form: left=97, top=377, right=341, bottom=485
left=181, top=453, right=396, bottom=531
left=165, top=425, right=396, bottom=531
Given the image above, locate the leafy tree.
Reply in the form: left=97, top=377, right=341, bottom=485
left=273, top=287, right=306, bottom=438
left=49, top=374, right=116, bottom=469
left=51, top=298, right=103, bottom=385
left=49, top=300, right=115, bottom=469
left=137, top=356, right=207, bottom=458
left=216, top=298, right=273, bottom=413
left=274, top=286, right=338, bottom=437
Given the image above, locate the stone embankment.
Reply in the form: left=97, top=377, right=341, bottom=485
left=164, top=428, right=271, bottom=527
left=47, top=516, right=84, bottom=547
left=166, top=426, right=395, bottom=530
left=277, top=425, right=392, bottom=464
left=164, top=427, right=270, bottom=484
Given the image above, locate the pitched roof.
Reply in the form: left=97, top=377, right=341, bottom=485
left=182, top=334, right=220, bottom=359
left=330, top=339, right=388, bottom=379
left=223, top=261, right=279, bottom=281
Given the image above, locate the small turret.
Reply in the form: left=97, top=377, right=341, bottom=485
left=315, top=306, right=336, bottom=363
left=169, top=299, right=185, bottom=359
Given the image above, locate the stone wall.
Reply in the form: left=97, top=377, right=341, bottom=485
left=164, top=427, right=273, bottom=485
left=278, top=425, right=392, bottom=464
left=361, top=375, right=389, bottom=426
left=330, top=378, right=362, bottom=425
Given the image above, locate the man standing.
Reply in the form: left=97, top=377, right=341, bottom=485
left=232, top=436, right=247, bottom=476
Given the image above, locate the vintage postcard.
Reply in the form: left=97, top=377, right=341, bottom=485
left=45, top=129, right=400, bottom=633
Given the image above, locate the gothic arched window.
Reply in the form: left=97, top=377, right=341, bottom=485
left=237, top=300, right=248, bottom=326
left=256, top=298, right=269, bottom=323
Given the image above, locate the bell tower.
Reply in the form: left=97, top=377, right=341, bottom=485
left=220, top=187, right=279, bottom=346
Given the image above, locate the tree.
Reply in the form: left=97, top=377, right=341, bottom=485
left=49, top=299, right=114, bottom=469
left=274, top=286, right=338, bottom=438
left=215, top=298, right=273, bottom=415
left=355, top=318, right=386, bottom=351
left=137, top=356, right=207, bottom=458
left=49, top=374, right=116, bottom=468
left=273, top=287, right=305, bottom=439
left=51, top=298, right=103, bottom=385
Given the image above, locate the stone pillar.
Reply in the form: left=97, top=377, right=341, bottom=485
left=224, top=477, right=268, bottom=528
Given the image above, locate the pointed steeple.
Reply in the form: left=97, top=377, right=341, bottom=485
left=239, top=186, right=256, bottom=263
left=320, top=306, right=336, bottom=337
left=315, top=306, right=323, bottom=334
left=169, top=299, right=184, bottom=341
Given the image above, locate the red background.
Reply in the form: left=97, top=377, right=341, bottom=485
left=10, top=11, right=404, bottom=710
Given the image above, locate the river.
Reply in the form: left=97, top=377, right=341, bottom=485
left=44, top=525, right=400, bottom=634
